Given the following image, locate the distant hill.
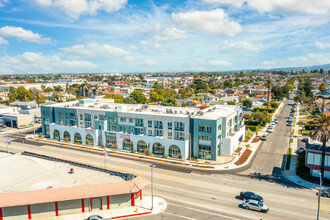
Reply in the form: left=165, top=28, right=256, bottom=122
left=269, top=64, right=330, bottom=72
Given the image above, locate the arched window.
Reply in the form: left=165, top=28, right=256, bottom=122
left=153, top=142, right=164, bottom=156
left=53, top=129, right=60, bottom=140
left=169, top=145, right=181, bottom=158
left=85, top=134, right=94, bottom=145
left=137, top=140, right=148, bottom=153
left=123, top=139, right=133, bottom=151
left=74, top=132, right=82, bottom=143
left=64, top=131, right=71, bottom=141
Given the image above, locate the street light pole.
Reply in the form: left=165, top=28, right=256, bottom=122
left=317, top=173, right=322, bottom=220
left=149, top=164, right=156, bottom=211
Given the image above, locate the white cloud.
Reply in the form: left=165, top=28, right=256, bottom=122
left=288, top=53, right=330, bottom=66
left=172, top=9, right=241, bottom=36
left=0, top=0, right=10, bottom=7
left=262, top=60, right=277, bottom=67
left=208, top=60, right=233, bottom=68
left=287, top=44, right=304, bottom=50
left=138, top=24, right=161, bottom=33
left=248, top=0, right=330, bottom=15
left=140, top=40, right=167, bottom=52
left=0, top=26, right=52, bottom=44
left=123, top=56, right=134, bottom=61
left=124, top=45, right=138, bottom=50
left=139, top=59, right=158, bottom=66
left=60, top=43, right=130, bottom=58
left=154, top=27, right=188, bottom=41
left=35, top=0, right=127, bottom=19
left=221, top=40, right=263, bottom=53
left=0, top=36, right=8, bottom=45
left=203, top=0, right=246, bottom=7
left=0, top=52, right=96, bottom=74
left=204, top=0, right=330, bottom=15
left=315, top=41, right=330, bottom=50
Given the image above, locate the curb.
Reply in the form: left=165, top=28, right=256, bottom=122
left=111, top=211, right=152, bottom=219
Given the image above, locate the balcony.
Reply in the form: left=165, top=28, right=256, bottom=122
left=84, top=117, right=91, bottom=121
left=135, top=123, right=144, bottom=127
left=175, top=127, right=184, bottom=131
left=154, top=124, right=163, bottom=129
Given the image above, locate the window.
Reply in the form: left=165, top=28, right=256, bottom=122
left=199, top=145, right=211, bottom=160
left=129, top=128, right=133, bottom=134
left=148, top=120, right=152, bottom=127
left=59, top=112, right=63, bottom=117
left=120, top=117, right=126, bottom=122
left=99, top=115, right=106, bottom=121
left=44, top=118, right=50, bottom=122
left=199, top=136, right=211, bottom=141
left=59, top=120, right=63, bottom=125
left=168, top=122, right=172, bottom=129
left=80, top=114, right=83, bottom=120
left=110, top=117, right=116, bottom=123
left=129, top=118, right=133, bottom=123
left=94, top=115, right=98, bottom=119
left=148, top=130, right=152, bottom=135
left=168, top=132, right=172, bottom=139
left=111, top=125, right=116, bottom=131
left=218, top=124, right=221, bottom=130
left=65, top=113, right=68, bottom=118
left=199, top=126, right=212, bottom=132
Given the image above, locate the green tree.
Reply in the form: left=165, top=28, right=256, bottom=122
left=270, top=101, right=279, bottom=109
left=124, top=97, right=137, bottom=104
left=162, top=97, right=177, bottom=106
left=242, top=99, right=253, bottom=108
left=130, top=90, right=147, bottom=104
left=227, top=101, right=236, bottom=105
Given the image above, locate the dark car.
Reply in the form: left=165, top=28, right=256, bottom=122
left=87, top=215, right=104, bottom=220
left=260, top=134, right=267, bottom=141
left=316, top=189, right=330, bottom=197
left=240, top=191, right=263, bottom=202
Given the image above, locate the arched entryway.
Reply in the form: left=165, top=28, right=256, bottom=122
left=85, top=134, right=94, bottom=145
left=123, top=139, right=133, bottom=151
left=74, top=132, right=82, bottom=144
left=53, top=129, right=60, bottom=140
left=64, top=131, right=71, bottom=141
left=137, top=140, right=148, bottom=153
left=169, top=145, right=181, bottom=158
left=152, top=142, right=164, bottom=156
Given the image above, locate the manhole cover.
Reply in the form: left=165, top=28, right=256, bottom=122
left=224, top=167, right=229, bottom=169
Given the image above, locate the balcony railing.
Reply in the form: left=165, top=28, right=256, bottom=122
left=154, top=124, right=163, bottom=129
left=175, top=127, right=184, bottom=131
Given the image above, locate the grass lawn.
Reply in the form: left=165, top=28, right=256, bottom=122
left=302, top=130, right=311, bottom=135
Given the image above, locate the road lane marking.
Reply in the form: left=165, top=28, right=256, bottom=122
left=307, top=200, right=330, bottom=207
left=0, top=145, right=187, bottom=185
left=320, top=209, right=330, bottom=213
left=168, top=203, right=240, bottom=220
left=163, top=212, right=197, bottom=220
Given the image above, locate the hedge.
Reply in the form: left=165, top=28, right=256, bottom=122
left=244, top=121, right=262, bottom=126
left=252, top=108, right=275, bottom=113
left=245, top=125, right=260, bottom=132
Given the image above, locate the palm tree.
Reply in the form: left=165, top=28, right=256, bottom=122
left=319, top=82, right=327, bottom=114
left=310, top=114, right=330, bottom=181
left=264, top=76, right=271, bottom=115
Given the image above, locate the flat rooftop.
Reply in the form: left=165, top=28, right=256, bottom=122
left=0, top=152, right=124, bottom=193
left=44, top=99, right=240, bottom=120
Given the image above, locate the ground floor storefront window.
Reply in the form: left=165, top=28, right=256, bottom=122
left=153, top=142, right=164, bottom=156
left=106, top=136, right=117, bottom=147
left=199, top=144, right=211, bottom=160
left=123, top=139, right=133, bottom=151
left=169, top=145, right=181, bottom=158
left=137, top=140, right=148, bottom=152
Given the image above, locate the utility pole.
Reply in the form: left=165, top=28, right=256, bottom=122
left=104, top=145, right=108, bottom=169
left=317, top=173, right=322, bottom=220
left=266, top=74, right=271, bottom=116
left=149, top=164, right=156, bottom=211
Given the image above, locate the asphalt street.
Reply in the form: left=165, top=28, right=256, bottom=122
left=1, top=98, right=330, bottom=219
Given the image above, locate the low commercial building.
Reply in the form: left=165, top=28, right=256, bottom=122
left=0, top=105, right=17, bottom=116
left=3, top=114, right=34, bottom=128
left=305, top=142, right=330, bottom=179
left=0, top=152, right=148, bottom=220
left=41, top=99, right=245, bottom=161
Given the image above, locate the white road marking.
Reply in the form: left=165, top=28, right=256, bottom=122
left=163, top=212, right=197, bottom=220
left=168, top=203, right=241, bottom=220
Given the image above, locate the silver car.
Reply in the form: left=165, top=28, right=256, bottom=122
left=242, top=199, right=269, bottom=213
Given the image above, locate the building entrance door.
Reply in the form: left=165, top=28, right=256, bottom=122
left=90, top=198, right=102, bottom=211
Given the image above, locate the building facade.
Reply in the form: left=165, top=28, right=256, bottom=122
left=305, top=143, right=330, bottom=179
left=41, top=99, right=245, bottom=161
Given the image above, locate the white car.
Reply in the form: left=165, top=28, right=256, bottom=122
left=267, top=127, right=274, bottom=133
left=242, top=199, right=269, bottom=213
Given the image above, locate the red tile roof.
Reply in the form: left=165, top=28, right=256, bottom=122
left=102, top=91, right=122, bottom=95
left=0, top=176, right=148, bottom=208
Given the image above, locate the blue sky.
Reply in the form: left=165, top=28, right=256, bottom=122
left=0, top=0, right=329, bottom=74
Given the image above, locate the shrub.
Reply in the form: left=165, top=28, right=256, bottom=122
left=234, top=147, right=242, bottom=153
left=37, top=133, right=43, bottom=138
left=112, top=143, right=118, bottom=149
left=235, top=149, right=252, bottom=166
left=178, top=153, right=182, bottom=159
left=85, top=139, right=90, bottom=145
left=64, top=137, right=69, bottom=142
left=144, top=148, right=150, bottom=156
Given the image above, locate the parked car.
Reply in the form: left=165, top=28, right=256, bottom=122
left=290, top=113, right=295, bottom=117
left=316, top=189, right=330, bottom=197
left=260, top=134, right=267, bottom=141
left=274, top=118, right=279, bottom=124
left=0, top=128, right=5, bottom=132
left=287, top=122, right=293, bottom=126
left=267, top=127, right=274, bottom=133
left=242, top=199, right=269, bottom=213
left=270, top=122, right=276, bottom=127
left=240, top=191, right=264, bottom=202
left=87, top=215, right=105, bottom=220
left=297, top=121, right=307, bottom=125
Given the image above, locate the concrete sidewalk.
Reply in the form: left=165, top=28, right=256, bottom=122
left=49, top=195, right=166, bottom=220
left=282, top=103, right=330, bottom=190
